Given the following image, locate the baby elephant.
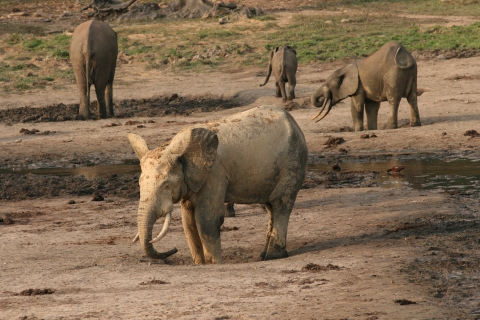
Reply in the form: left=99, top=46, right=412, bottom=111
left=311, top=41, right=421, bottom=131
left=70, top=20, right=118, bottom=120
left=260, top=46, right=298, bottom=101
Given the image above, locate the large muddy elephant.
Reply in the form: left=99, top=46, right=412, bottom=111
left=311, top=41, right=421, bottom=131
left=70, top=20, right=118, bottom=120
left=260, top=46, right=298, bottom=101
left=128, top=105, right=308, bottom=264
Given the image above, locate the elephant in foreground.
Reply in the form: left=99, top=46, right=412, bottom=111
left=260, top=46, right=298, bottom=101
left=128, top=105, right=307, bottom=264
left=70, top=20, right=118, bottom=119
left=311, top=41, right=421, bottom=131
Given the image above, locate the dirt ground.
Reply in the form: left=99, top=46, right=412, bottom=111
left=2, top=4, right=480, bottom=320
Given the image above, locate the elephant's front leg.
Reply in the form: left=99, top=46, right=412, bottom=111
left=365, top=99, right=381, bottom=130
left=351, top=95, right=366, bottom=132
left=194, top=182, right=226, bottom=264
left=181, top=200, right=206, bottom=264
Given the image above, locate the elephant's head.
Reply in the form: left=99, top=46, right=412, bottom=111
left=128, top=128, right=219, bottom=259
left=311, top=64, right=359, bottom=123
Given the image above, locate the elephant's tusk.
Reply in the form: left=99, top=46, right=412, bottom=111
left=314, top=102, right=333, bottom=123
left=149, top=212, right=172, bottom=244
left=132, top=233, right=139, bottom=243
left=311, top=98, right=329, bottom=120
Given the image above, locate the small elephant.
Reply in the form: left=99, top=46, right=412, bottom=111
left=260, top=46, right=298, bottom=101
left=128, top=105, right=307, bottom=264
left=70, top=20, right=118, bottom=120
left=311, top=41, right=421, bottom=131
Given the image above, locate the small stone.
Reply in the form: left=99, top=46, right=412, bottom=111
left=68, top=200, right=76, bottom=204
left=437, top=54, right=446, bottom=60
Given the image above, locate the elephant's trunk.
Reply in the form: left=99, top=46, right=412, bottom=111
left=138, top=207, right=177, bottom=259
left=259, top=65, right=272, bottom=87
left=311, top=86, right=326, bottom=108
left=311, top=86, right=333, bottom=122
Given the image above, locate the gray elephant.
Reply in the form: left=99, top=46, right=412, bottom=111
left=128, top=105, right=307, bottom=264
left=260, top=46, right=298, bottom=101
left=70, top=20, right=118, bottom=120
left=311, top=41, right=421, bottom=131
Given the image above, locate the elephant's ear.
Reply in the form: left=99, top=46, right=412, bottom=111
left=168, top=127, right=219, bottom=192
left=330, top=64, right=359, bottom=102
left=394, top=45, right=414, bottom=69
left=128, top=133, right=150, bottom=160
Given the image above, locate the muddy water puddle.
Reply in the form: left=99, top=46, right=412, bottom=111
left=310, top=158, right=480, bottom=194
left=1, top=158, right=480, bottom=195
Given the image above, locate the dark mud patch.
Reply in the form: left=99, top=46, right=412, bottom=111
left=302, top=263, right=343, bottom=272
left=399, top=213, right=480, bottom=317
left=0, top=94, right=241, bottom=124
left=139, top=279, right=169, bottom=285
left=413, top=48, right=480, bottom=60
left=0, top=173, right=140, bottom=201
left=15, top=288, right=55, bottom=296
left=394, top=299, right=416, bottom=305
left=302, top=170, right=379, bottom=189
left=1, top=170, right=377, bottom=201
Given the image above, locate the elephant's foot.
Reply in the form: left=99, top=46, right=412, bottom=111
left=260, top=245, right=288, bottom=261
left=386, top=123, right=398, bottom=129
left=410, top=121, right=421, bottom=127
left=224, top=203, right=235, bottom=217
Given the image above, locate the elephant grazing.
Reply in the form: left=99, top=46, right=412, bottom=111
left=260, top=46, right=298, bottom=101
left=70, top=20, right=118, bottom=120
left=128, top=106, right=308, bottom=264
left=311, top=41, right=421, bottom=131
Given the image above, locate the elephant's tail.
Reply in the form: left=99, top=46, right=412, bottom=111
left=259, top=65, right=272, bottom=87
left=85, top=52, right=90, bottom=107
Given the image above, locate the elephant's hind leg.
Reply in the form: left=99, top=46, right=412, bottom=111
left=275, top=82, right=282, bottom=98
left=260, top=200, right=293, bottom=261
left=278, top=80, right=288, bottom=102
left=105, top=82, right=114, bottom=117
left=287, top=77, right=296, bottom=101
left=94, top=82, right=108, bottom=119
left=407, top=89, right=421, bottom=127
left=181, top=200, right=206, bottom=264
left=365, top=100, right=380, bottom=130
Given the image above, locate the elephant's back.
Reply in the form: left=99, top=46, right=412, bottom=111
left=205, top=106, right=307, bottom=202
left=70, top=20, right=117, bottom=58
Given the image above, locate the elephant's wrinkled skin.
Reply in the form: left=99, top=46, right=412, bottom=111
left=128, top=106, right=308, bottom=264
left=311, top=41, right=421, bottom=131
left=260, top=46, right=298, bottom=101
left=70, top=20, right=118, bottom=120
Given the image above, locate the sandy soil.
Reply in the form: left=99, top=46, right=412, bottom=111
left=2, top=6, right=480, bottom=320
